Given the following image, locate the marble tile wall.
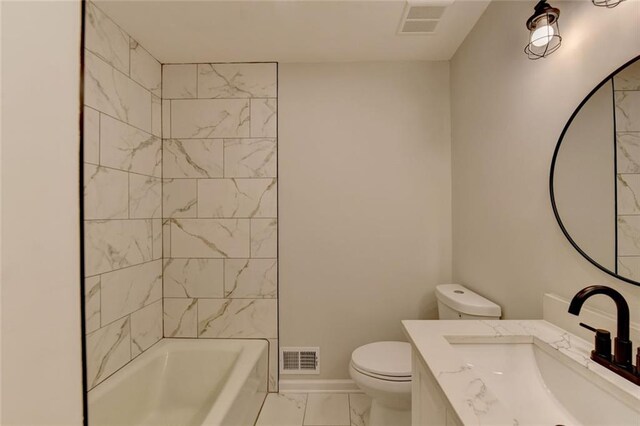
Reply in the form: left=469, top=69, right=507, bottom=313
left=615, top=60, right=640, bottom=280
left=161, top=62, right=279, bottom=391
left=83, top=2, right=162, bottom=389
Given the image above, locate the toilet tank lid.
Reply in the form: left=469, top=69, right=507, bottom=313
left=436, top=284, right=501, bottom=317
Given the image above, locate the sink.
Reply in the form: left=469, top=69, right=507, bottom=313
left=402, top=320, right=640, bottom=425
left=452, top=340, right=639, bottom=425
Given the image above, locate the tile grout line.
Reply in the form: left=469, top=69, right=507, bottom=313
left=127, top=171, right=131, bottom=219
left=128, top=314, right=132, bottom=367
left=87, top=297, right=162, bottom=337
left=85, top=257, right=161, bottom=279
left=194, top=296, right=199, bottom=339
left=301, top=393, right=309, bottom=426
left=88, top=106, right=157, bottom=141
left=98, top=109, right=101, bottom=165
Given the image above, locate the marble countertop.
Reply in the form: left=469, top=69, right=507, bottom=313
left=402, top=320, right=640, bottom=425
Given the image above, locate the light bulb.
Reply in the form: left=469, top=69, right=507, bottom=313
left=524, top=1, right=561, bottom=59
left=531, top=19, right=555, bottom=47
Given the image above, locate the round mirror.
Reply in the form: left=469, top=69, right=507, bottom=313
left=551, top=55, right=640, bottom=286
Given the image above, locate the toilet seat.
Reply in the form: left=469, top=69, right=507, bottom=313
left=350, top=362, right=411, bottom=382
left=350, top=341, right=411, bottom=381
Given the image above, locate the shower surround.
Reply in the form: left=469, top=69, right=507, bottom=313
left=161, top=63, right=278, bottom=391
left=82, top=1, right=278, bottom=393
left=83, top=2, right=163, bottom=390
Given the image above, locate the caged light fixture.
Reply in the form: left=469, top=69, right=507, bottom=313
left=592, top=0, right=627, bottom=7
left=524, top=0, right=562, bottom=60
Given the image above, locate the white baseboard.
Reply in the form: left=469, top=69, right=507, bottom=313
left=278, top=379, right=362, bottom=393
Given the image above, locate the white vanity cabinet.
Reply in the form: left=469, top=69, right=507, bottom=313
left=411, top=349, right=462, bottom=426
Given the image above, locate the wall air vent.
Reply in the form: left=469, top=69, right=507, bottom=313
left=398, top=0, right=454, bottom=35
left=280, top=347, right=320, bottom=374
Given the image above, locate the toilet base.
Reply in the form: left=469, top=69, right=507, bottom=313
left=369, top=399, right=411, bottom=426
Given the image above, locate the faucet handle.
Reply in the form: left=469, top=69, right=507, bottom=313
left=580, top=323, right=612, bottom=360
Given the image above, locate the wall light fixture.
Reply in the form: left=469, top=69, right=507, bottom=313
left=525, top=0, right=562, bottom=60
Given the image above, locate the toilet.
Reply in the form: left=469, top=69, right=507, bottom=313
left=349, top=284, right=501, bottom=426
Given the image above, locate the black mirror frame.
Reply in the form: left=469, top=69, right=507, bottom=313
left=80, top=1, right=89, bottom=424
left=549, top=54, right=640, bottom=287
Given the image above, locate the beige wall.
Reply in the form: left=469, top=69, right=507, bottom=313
left=554, top=81, right=615, bottom=271
left=451, top=0, right=640, bottom=320
left=1, top=1, right=83, bottom=424
left=279, top=62, right=452, bottom=379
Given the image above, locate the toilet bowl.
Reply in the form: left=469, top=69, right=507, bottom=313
left=349, top=341, right=411, bottom=426
left=349, top=284, right=501, bottom=426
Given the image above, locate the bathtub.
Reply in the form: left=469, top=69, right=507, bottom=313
left=88, top=339, right=268, bottom=426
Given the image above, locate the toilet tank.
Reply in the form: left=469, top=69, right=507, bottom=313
left=436, top=284, right=501, bottom=320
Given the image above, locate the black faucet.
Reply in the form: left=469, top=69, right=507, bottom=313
left=568, top=285, right=639, bottom=385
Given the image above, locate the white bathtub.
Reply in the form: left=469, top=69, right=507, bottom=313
left=88, top=339, right=268, bottom=426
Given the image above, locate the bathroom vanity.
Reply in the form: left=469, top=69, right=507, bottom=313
left=402, top=320, right=640, bottom=426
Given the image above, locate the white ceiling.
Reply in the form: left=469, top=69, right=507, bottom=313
left=95, top=0, right=491, bottom=64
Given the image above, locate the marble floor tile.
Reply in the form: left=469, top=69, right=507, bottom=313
left=348, top=394, right=371, bottom=426
left=303, top=393, right=351, bottom=426
left=256, top=393, right=370, bottom=426
left=256, top=393, right=307, bottom=426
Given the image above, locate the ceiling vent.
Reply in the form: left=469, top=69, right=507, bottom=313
left=398, top=0, right=453, bottom=35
